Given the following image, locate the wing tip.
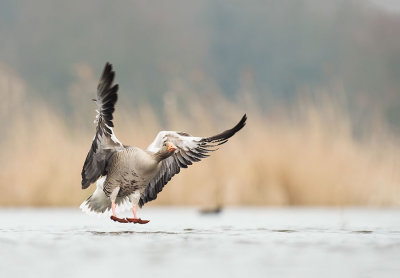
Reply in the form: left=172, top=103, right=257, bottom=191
left=81, top=170, right=91, bottom=189
left=230, top=113, right=247, bottom=134
left=236, top=113, right=247, bottom=130
left=100, top=62, right=115, bottom=85
left=203, top=113, right=247, bottom=143
left=104, top=61, right=113, bottom=71
left=81, top=179, right=90, bottom=189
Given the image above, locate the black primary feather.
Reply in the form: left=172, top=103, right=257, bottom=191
left=81, top=63, right=123, bottom=189
left=202, top=114, right=247, bottom=144
left=139, top=114, right=247, bottom=207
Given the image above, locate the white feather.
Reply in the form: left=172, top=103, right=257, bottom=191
left=105, top=124, right=123, bottom=147
left=147, top=131, right=168, bottom=152
left=80, top=177, right=132, bottom=215
left=146, top=131, right=202, bottom=153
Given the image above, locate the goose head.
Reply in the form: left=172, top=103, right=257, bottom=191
left=154, top=141, right=177, bottom=161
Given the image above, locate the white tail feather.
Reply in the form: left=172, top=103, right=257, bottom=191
left=80, top=177, right=132, bottom=215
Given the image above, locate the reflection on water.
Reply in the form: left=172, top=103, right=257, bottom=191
left=351, top=230, right=373, bottom=234
left=90, top=230, right=180, bottom=236
left=271, top=229, right=297, bottom=233
left=1, top=207, right=400, bottom=278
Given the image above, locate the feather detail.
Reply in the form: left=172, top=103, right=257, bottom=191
left=139, top=114, right=247, bottom=207
left=81, top=62, right=124, bottom=189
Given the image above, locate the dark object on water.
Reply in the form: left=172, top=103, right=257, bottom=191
left=199, top=206, right=223, bottom=215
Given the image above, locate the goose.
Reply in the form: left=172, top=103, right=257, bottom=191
left=80, top=62, right=247, bottom=224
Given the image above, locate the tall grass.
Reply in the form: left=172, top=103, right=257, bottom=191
left=1, top=65, right=399, bottom=207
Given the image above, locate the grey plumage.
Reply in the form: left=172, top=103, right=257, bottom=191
left=82, top=177, right=131, bottom=213
left=80, top=63, right=246, bottom=214
left=81, top=63, right=123, bottom=190
left=139, top=114, right=247, bottom=207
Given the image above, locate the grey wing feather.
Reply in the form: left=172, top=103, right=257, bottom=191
left=139, top=114, right=247, bottom=207
left=81, top=63, right=123, bottom=189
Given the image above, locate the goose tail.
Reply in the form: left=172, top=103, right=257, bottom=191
left=80, top=177, right=132, bottom=215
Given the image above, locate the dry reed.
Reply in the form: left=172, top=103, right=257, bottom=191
left=1, top=65, right=400, bottom=207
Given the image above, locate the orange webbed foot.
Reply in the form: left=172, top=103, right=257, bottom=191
left=110, top=216, right=128, bottom=223
left=126, top=218, right=150, bottom=224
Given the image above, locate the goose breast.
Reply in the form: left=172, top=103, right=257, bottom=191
left=103, top=147, right=161, bottom=198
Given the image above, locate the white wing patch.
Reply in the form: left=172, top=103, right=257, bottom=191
left=139, top=114, right=247, bottom=207
left=147, top=131, right=168, bottom=153
left=146, top=131, right=202, bottom=153
left=105, top=124, right=123, bottom=147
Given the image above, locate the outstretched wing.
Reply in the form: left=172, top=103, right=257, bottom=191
left=139, top=114, right=247, bottom=207
left=81, top=63, right=124, bottom=189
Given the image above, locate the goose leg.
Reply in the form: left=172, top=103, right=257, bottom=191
left=110, top=201, right=128, bottom=223
left=132, top=204, right=137, bottom=218
left=126, top=205, right=150, bottom=224
left=109, top=187, right=127, bottom=223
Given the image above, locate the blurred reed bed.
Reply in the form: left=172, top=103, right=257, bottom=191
left=1, top=65, right=400, bottom=207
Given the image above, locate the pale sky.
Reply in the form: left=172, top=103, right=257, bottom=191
left=369, top=0, right=400, bottom=13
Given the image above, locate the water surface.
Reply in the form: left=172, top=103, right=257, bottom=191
left=1, top=208, right=399, bottom=277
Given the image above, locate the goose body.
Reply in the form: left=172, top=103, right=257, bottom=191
left=104, top=147, right=158, bottom=196
left=80, top=62, right=247, bottom=223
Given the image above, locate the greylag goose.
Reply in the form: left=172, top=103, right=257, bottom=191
left=80, top=62, right=247, bottom=224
